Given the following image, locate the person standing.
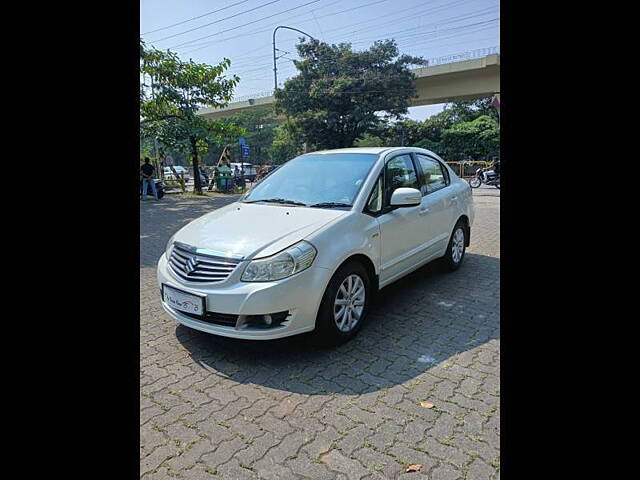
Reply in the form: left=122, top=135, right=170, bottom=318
left=140, top=157, right=159, bottom=201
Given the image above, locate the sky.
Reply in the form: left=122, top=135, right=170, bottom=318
left=140, top=0, right=499, bottom=121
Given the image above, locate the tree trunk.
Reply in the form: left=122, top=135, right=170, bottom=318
left=191, top=137, right=202, bottom=195
left=170, top=165, right=185, bottom=192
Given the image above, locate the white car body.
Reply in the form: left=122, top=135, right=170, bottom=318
left=163, top=166, right=191, bottom=182
left=157, top=147, right=474, bottom=340
left=230, top=162, right=257, bottom=177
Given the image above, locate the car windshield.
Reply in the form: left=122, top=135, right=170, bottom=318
left=243, top=153, right=378, bottom=207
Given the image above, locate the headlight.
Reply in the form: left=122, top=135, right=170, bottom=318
left=241, top=241, right=317, bottom=282
left=165, top=234, right=176, bottom=258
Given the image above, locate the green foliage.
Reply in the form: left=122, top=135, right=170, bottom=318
left=268, top=120, right=302, bottom=164
left=413, top=137, right=441, bottom=152
left=275, top=39, right=425, bottom=150
left=139, top=40, right=244, bottom=192
left=220, top=107, right=278, bottom=163
left=442, top=98, right=499, bottom=123
left=366, top=98, right=500, bottom=160
left=439, top=115, right=500, bottom=159
left=354, top=133, right=385, bottom=147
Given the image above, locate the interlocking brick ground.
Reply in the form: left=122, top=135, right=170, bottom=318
left=140, top=188, right=500, bottom=479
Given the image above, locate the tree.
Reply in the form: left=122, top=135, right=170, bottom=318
left=439, top=115, right=500, bottom=160
left=220, top=107, right=278, bottom=164
left=443, top=98, right=499, bottom=123
left=274, top=39, right=425, bottom=150
left=140, top=40, right=244, bottom=193
left=268, top=119, right=303, bottom=164
left=354, top=133, right=385, bottom=147
left=361, top=96, right=500, bottom=160
left=373, top=119, right=428, bottom=146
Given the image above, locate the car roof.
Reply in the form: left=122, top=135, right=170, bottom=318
left=309, top=147, right=393, bottom=155
left=305, top=147, right=435, bottom=156
left=305, top=146, right=444, bottom=160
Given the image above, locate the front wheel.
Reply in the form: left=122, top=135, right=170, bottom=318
left=314, top=261, right=371, bottom=345
left=468, top=176, right=481, bottom=188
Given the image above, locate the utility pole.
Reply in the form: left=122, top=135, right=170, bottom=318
left=273, top=26, right=316, bottom=90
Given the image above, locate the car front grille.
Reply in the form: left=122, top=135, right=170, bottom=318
left=168, top=242, right=242, bottom=283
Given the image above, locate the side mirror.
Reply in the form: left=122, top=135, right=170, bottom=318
left=390, top=187, right=421, bottom=207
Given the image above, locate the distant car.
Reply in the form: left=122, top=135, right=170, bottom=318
left=163, top=166, right=190, bottom=182
left=230, top=162, right=257, bottom=182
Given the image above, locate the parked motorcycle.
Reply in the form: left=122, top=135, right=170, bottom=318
left=139, top=178, right=165, bottom=199
left=468, top=168, right=500, bottom=189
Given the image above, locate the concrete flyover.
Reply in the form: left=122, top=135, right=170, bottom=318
left=198, top=53, right=500, bottom=120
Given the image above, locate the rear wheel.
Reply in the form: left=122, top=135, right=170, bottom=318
left=441, top=221, right=467, bottom=272
left=314, top=261, right=371, bottom=345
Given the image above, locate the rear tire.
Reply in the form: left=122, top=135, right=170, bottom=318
left=441, top=221, right=467, bottom=272
left=468, top=177, right=481, bottom=188
left=314, top=261, right=371, bottom=346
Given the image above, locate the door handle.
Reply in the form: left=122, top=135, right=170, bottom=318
left=450, top=196, right=458, bottom=201
left=419, top=208, right=430, bottom=216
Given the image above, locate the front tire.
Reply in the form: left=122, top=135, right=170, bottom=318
left=314, top=261, right=371, bottom=345
left=441, top=221, right=467, bottom=272
left=468, top=176, right=481, bottom=188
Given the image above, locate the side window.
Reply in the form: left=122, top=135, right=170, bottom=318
left=384, top=154, right=419, bottom=205
left=365, top=175, right=383, bottom=214
left=416, top=155, right=448, bottom=195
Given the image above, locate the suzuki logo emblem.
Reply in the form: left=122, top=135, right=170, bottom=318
left=184, top=257, right=198, bottom=274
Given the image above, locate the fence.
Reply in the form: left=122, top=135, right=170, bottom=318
left=445, top=161, right=493, bottom=179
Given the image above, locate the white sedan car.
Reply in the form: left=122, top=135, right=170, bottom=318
left=163, top=166, right=190, bottom=182
left=157, top=147, right=474, bottom=344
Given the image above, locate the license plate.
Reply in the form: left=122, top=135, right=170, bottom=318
left=162, top=284, right=206, bottom=317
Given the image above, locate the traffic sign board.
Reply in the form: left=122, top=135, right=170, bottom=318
left=241, top=145, right=250, bottom=157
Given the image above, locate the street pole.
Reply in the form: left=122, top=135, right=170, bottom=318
left=272, top=26, right=317, bottom=91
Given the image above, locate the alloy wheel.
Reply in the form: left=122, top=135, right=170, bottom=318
left=333, top=274, right=365, bottom=332
left=452, top=227, right=465, bottom=263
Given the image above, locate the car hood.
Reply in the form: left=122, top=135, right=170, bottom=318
left=173, top=202, right=347, bottom=259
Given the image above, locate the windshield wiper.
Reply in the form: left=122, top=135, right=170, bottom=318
left=308, top=202, right=353, bottom=209
left=244, top=198, right=307, bottom=206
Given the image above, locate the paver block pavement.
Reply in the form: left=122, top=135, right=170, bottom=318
left=140, top=191, right=500, bottom=479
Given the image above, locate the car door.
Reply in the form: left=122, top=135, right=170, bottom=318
left=374, top=153, right=425, bottom=285
left=414, top=153, right=456, bottom=257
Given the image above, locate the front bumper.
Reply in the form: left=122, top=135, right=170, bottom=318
left=156, top=253, right=332, bottom=340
